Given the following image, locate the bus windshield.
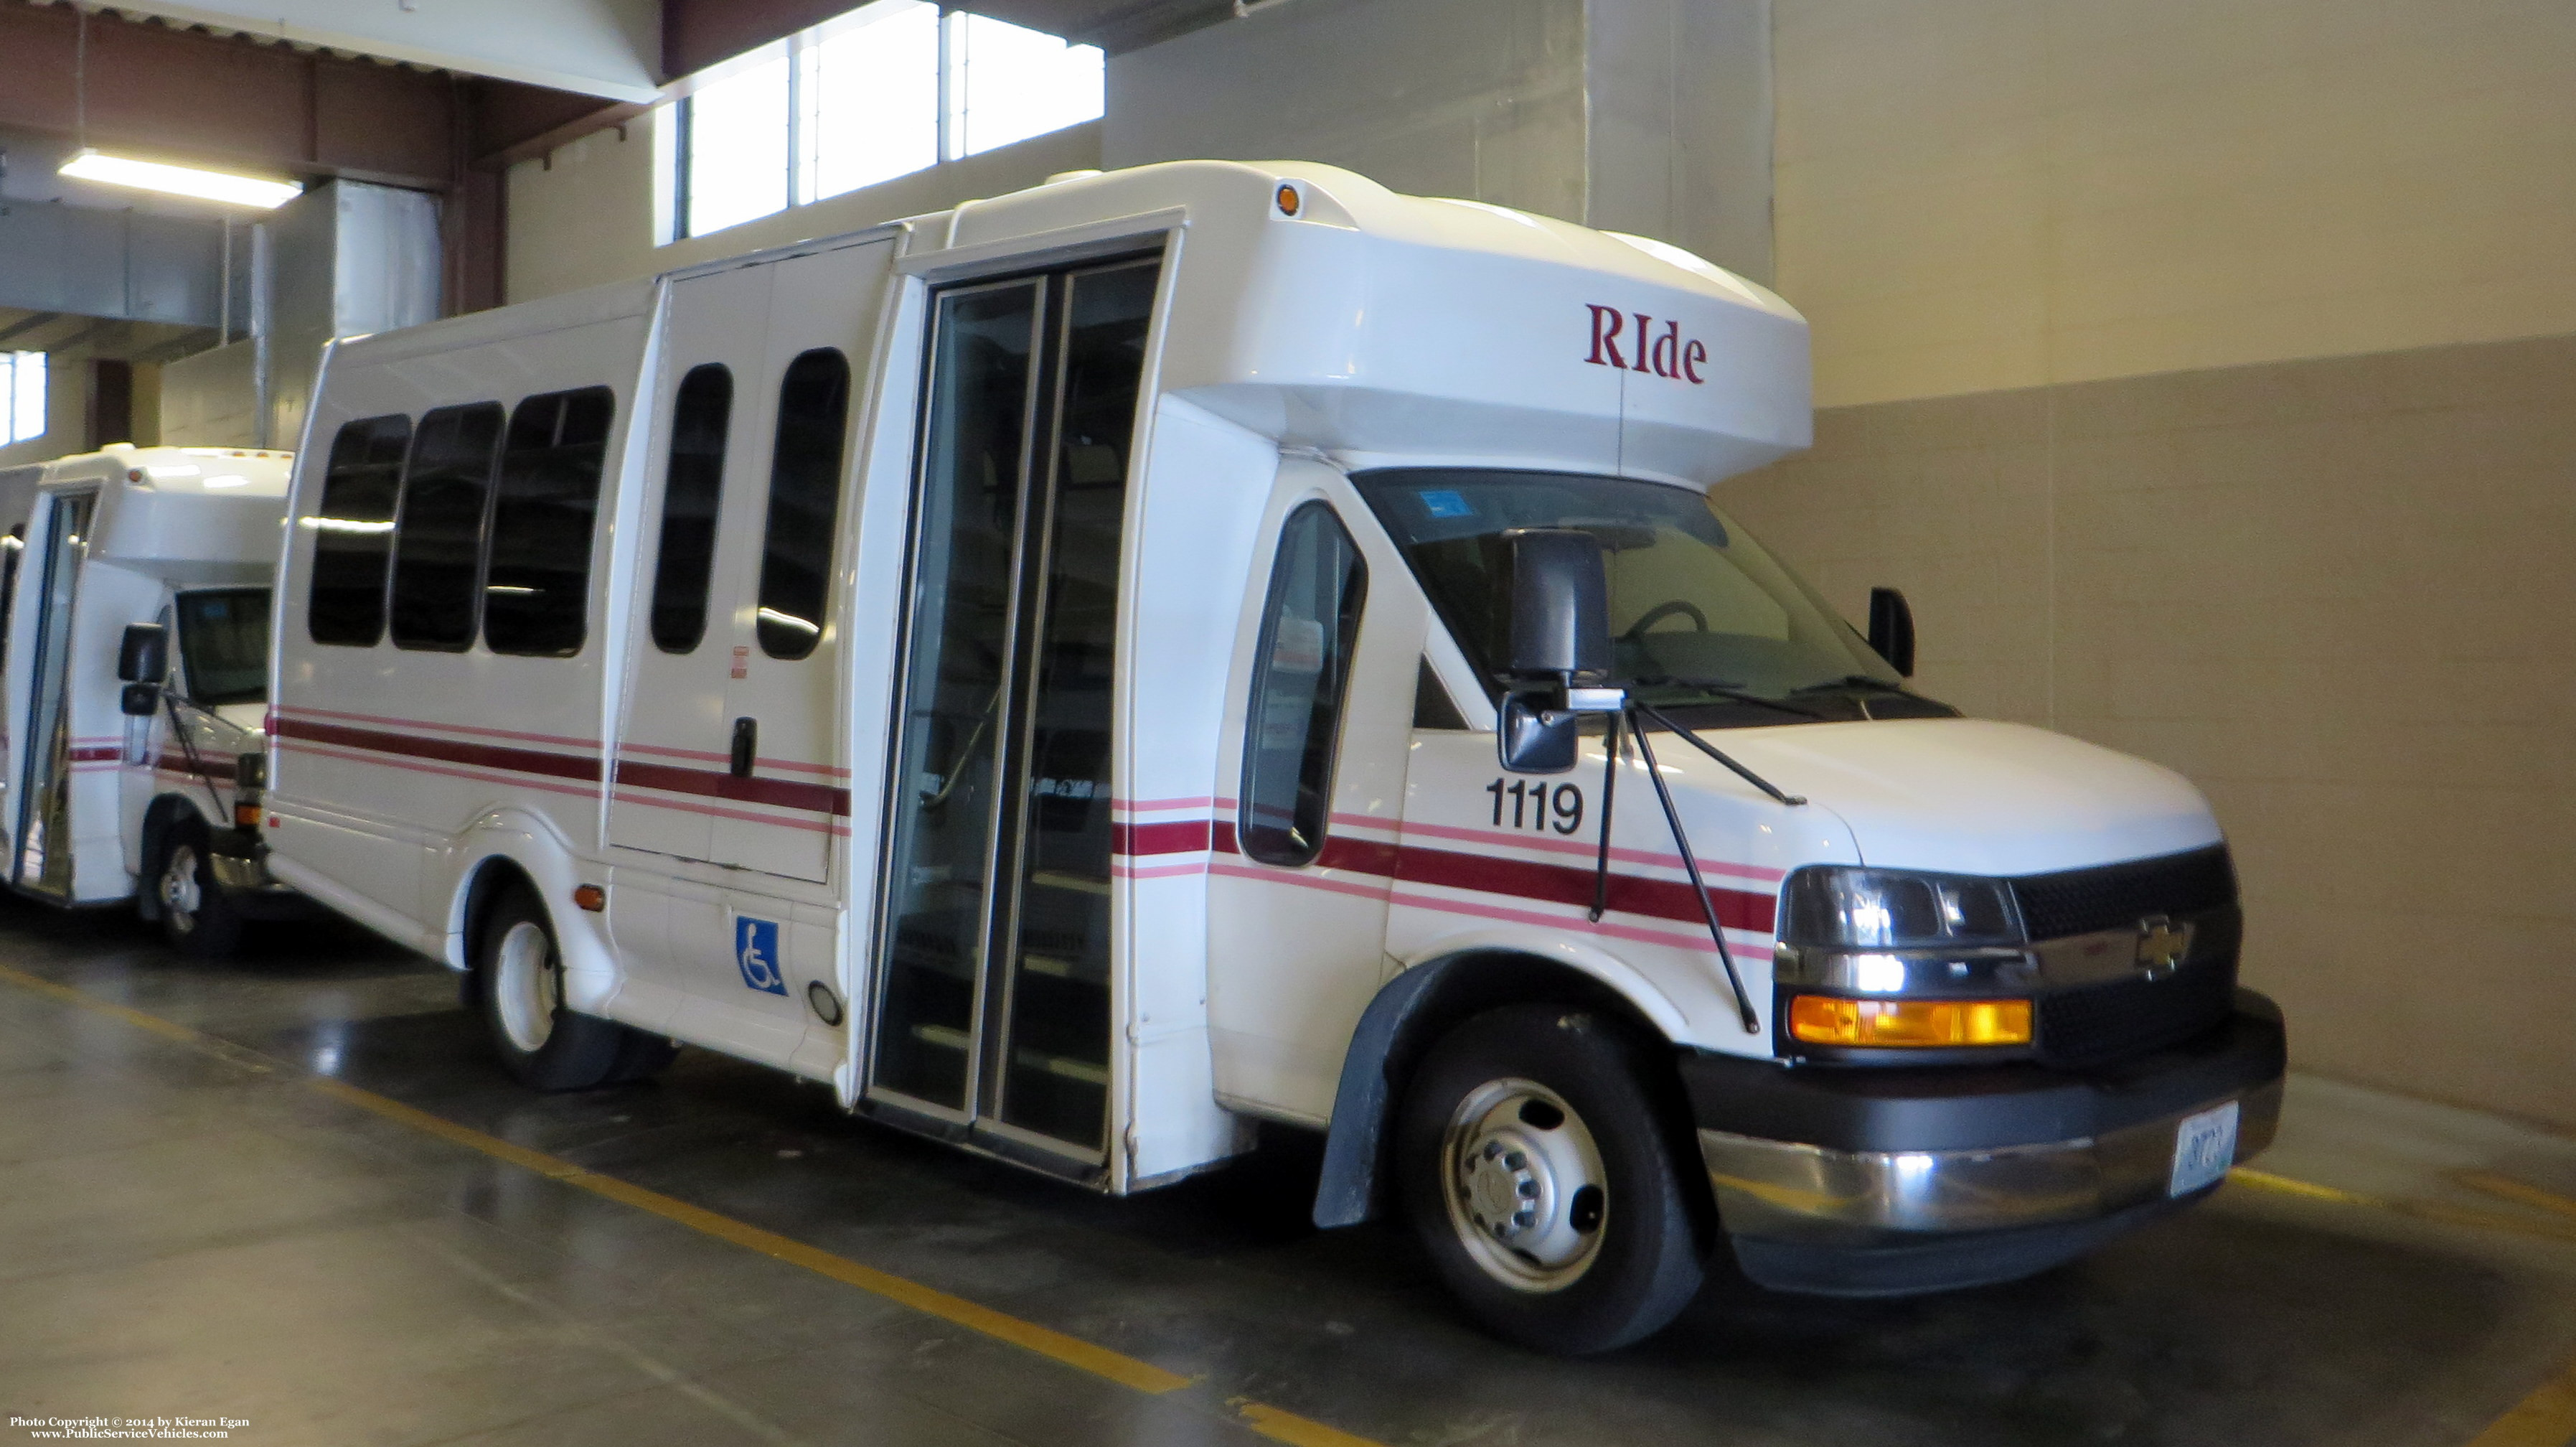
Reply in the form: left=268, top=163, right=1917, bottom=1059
left=1355, top=469, right=1945, bottom=724
left=174, top=587, right=271, bottom=707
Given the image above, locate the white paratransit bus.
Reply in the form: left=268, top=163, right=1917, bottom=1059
left=262, top=160, right=2286, bottom=1352
left=0, top=444, right=304, bottom=955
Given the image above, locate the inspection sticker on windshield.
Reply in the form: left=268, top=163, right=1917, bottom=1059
left=2168, top=1100, right=2239, bottom=1196
left=1416, top=490, right=1475, bottom=518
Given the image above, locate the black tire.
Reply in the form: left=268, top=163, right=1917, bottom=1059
left=1396, top=1004, right=1711, bottom=1354
left=153, top=818, right=245, bottom=959
left=606, top=1029, right=682, bottom=1084
left=474, top=884, right=630, bottom=1090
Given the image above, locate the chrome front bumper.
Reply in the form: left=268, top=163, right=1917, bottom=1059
left=209, top=850, right=293, bottom=894
left=1699, top=1077, right=2283, bottom=1243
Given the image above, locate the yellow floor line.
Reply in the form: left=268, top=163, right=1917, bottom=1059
left=2458, top=1171, right=2576, bottom=1225
left=1232, top=1399, right=1389, bottom=1447
left=0, top=962, right=1406, bottom=1443
left=2465, top=1353, right=2576, bottom=1447
left=2230, top=1169, right=2576, bottom=1247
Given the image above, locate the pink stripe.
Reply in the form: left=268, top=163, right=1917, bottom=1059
left=1396, top=818, right=1785, bottom=882
left=1116, top=795, right=1217, bottom=813
left=619, top=741, right=848, bottom=777
left=279, top=705, right=598, bottom=751
left=1391, top=887, right=1773, bottom=954
left=1209, top=861, right=1393, bottom=902
left=1114, top=860, right=1208, bottom=879
left=281, top=739, right=598, bottom=801
left=611, top=790, right=850, bottom=835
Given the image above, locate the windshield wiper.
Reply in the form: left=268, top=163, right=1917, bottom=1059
left=1627, top=677, right=1823, bottom=719
left=1787, top=674, right=1912, bottom=697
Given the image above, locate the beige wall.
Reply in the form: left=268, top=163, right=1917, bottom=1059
left=1723, top=334, right=2576, bottom=1130
left=1749, top=0, right=2576, bottom=1127
left=505, top=111, right=1102, bottom=304
left=1774, top=0, right=2576, bottom=408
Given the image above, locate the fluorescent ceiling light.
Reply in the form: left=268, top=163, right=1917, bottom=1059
left=58, top=150, right=302, bottom=210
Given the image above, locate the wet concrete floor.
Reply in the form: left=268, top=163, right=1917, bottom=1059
left=3, top=899, right=2573, bottom=1447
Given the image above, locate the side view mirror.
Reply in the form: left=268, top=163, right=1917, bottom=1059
left=1500, top=528, right=1612, bottom=684
left=1496, top=529, right=1619, bottom=774
left=116, top=623, right=166, bottom=683
left=1867, top=586, right=1915, bottom=678
left=1498, top=693, right=1580, bottom=774
left=120, top=682, right=161, bottom=717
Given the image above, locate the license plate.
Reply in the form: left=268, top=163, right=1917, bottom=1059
left=2168, top=1100, right=2240, bottom=1197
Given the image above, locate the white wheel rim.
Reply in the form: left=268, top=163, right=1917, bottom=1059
left=161, top=844, right=202, bottom=932
left=1440, top=1077, right=1610, bottom=1293
left=494, top=921, right=557, bottom=1054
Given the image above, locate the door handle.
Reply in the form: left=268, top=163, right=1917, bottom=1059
left=730, top=717, right=756, bottom=779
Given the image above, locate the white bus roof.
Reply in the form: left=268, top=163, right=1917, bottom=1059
left=327, top=160, right=1813, bottom=488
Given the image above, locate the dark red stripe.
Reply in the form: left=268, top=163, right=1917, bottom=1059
left=1176, top=809, right=1775, bottom=934
left=68, top=746, right=121, bottom=763
left=614, top=759, right=850, bottom=817
left=1114, top=819, right=1213, bottom=856
left=274, top=716, right=599, bottom=784
left=1396, top=843, right=1774, bottom=934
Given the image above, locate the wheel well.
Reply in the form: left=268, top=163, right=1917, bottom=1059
left=134, top=796, right=208, bottom=920
left=1313, top=950, right=1686, bottom=1228
left=456, top=857, right=539, bottom=976
left=1384, top=952, right=1669, bottom=1104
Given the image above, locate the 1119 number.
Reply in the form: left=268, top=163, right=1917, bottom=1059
left=1487, top=778, right=1584, bottom=835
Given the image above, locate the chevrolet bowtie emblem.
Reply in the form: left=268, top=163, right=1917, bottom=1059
left=2134, top=915, right=2192, bottom=978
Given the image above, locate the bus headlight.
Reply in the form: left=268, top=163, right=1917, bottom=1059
left=1780, top=866, right=2023, bottom=950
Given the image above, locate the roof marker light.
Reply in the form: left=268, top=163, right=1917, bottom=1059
left=59, top=150, right=303, bottom=210
left=1275, top=182, right=1301, bottom=217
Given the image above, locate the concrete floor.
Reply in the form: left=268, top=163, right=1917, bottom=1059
left=3, top=900, right=2574, bottom=1447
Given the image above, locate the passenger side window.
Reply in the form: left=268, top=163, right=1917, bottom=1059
left=753, top=348, right=850, bottom=660
left=486, top=386, right=614, bottom=657
left=649, top=364, right=732, bottom=654
left=1240, top=502, right=1367, bottom=866
left=390, top=402, right=504, bottom=652
left=307, top=414, right=412, bottom=647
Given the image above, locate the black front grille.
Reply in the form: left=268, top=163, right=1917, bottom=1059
left=2037, top=949, right=2238, bottom=1066
left=2011, top=845, right=2237, bottom=941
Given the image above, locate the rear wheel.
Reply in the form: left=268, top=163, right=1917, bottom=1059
left=1396, top=1004, right=1711, bottom=1354
left=155, top=820, right=244, bottom=959
left=476, top=884, right=657, bottom=1090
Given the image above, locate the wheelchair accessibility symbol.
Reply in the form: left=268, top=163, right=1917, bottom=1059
left=735, top=917, right=786, bottom=996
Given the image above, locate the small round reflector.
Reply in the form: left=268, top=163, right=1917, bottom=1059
left=573, top=884, right=608, bottom=912
left=1275, top=183, right=1302, bottom=217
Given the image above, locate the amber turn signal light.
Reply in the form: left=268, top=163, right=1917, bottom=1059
left=234, top=802, right=261, bottom=829
left=1788, top=994, right=2032, bottom=1048
left=572, top=884, right=607, bottom=912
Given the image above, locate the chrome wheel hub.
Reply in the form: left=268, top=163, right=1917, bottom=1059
left=494, top=921, right=558, bottom=1054
left=1442, top=1077, right=1609, bottom=1293
left=160, top=844, right=202, bottom=931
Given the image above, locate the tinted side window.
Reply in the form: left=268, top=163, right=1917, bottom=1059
left=486, top=386, right=614, bottom=657
left=307, top=415, right=410, bottom=646
left=649, top=364, right=732, bottom=654
left=753, top=348, right=850, bottom=660
left=389, top=403, right=504, bottom=651
left=1239, top=502, right=1367, bottom=866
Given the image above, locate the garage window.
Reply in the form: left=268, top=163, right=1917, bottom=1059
left=306, top=414, right=411, bottom=647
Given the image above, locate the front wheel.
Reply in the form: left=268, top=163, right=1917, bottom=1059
left=1396, top=1005, right=1711, bottom=1354
left=155, top=821, right=244, bottom=959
